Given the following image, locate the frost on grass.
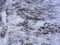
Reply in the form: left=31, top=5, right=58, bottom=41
left=0, top=0, right=60, bottom=45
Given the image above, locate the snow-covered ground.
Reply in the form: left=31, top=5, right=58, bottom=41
left=0, top=0, right=60, bottom=45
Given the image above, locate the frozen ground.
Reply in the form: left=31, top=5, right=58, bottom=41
left=0, top=0, right=60, bottom=45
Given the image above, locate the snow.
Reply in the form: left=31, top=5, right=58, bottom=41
left=0, top=0, right=60, bottom=45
